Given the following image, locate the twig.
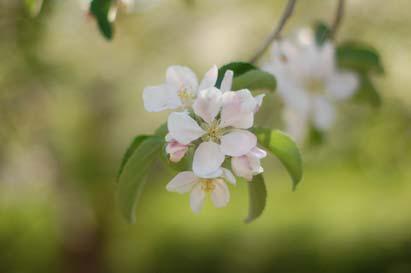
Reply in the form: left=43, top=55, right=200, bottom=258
left=330, top=0, right=345, bottom=39
left=249, top=0, right=297, bottom=64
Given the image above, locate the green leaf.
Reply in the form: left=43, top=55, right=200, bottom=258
left=314, top=21, right=331, bottom=46
left=232, top=69, right=277, bottom=92
left=154, top=122, right=168, bottom=138
left=117, top=135, right=151, bottom=180
left=245, top=174, right=267, bottom=223
left=25, top=0, right=44, bottom=17
left=90, top=0, right=114, bottom=40
left=253, top=128, right=303, bottom=190
left=337, top=42, right=384, bottom=74
left=354, top=75, right=382, bottom=107
left=117, top=136, right=163, bottom=223
left=308, top=125, right=325, bottom=146
left=216, top=62, right=257, bottom=88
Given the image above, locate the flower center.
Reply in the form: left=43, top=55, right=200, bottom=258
left=279, top=53, right=288, bottom=63
left=202, top=120, right=223, bottom=142
left=304, top=78, right=326, bottom=95
left=178, top=87, right=195, bottom=106
left=200, top=179, right=215, bottom=193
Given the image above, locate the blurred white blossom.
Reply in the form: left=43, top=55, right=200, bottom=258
left=262, top=28, right=359, bottom=142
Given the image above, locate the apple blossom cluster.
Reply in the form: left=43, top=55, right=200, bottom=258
left=143, top=65, right=266, bottom=213
left=262, top=28, right=359, bottom=143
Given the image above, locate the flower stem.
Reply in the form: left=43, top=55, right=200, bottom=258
left=330, top=0, right=345, bottom=40
left=249, top=0, right=297, bottom=64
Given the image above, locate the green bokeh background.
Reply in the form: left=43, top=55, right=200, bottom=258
left=1, top=1, right=411, bottom=273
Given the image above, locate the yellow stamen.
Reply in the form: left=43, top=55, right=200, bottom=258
left=200, top=179, right=215, bottom=193
left=178, top=87, right=194, bottom=106
left=201, top=120, right=223, bottom=142
left=305, top=78, right=326, bottom=95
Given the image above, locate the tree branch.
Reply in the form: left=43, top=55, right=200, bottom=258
left=330, top=0, right=345, bottom=39
left=249, top=0, right=297, bottom=64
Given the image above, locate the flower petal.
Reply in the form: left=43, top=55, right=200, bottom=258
left=165, top=133, right=173, bottom=142
left=318, top=42, right=336, bottom=77
left=220, top=130, right=257, bottom=157
left=220, top=70, right=233, bottom=92
left=198, top=65, right=218, bottom=91
left=283, top=108, right=309, bottom=143
left=143, top=84, right=181, bottom=112
left=166, top=171, right=198, bottom=193
left=222, top=168, right=236, bottom=185
left=192, top=87, right=222, bottom=124
left=312, top=96, right=336, bottom=130
left=193, top=141, right=225, bottom=178
left=254, top=94, right=265, bottom=113
left=166, top=141, right=189, bottom=163
left=326, top=71, right=359, bottom=100
left=220, top=90, right=257, bottom=129
left=166, top=65, right=199, bottom=95
left=211, top=180, right=230, bottom=208
left=231, top=156, right=253, bottom=181
left=297, top=28, right=315, bottom=46
left=190, top=183, right=206, bottom=213
left=248, top=147, right=267, bottom=159
left=168, top=112, right=206, bottom=145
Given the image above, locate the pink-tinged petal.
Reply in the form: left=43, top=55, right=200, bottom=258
left=220, top=90, right=257, bottom=129
left=168, top=112, right=205, bottom=145
left=193, top=141, right=225, bottom=178
left=166, top=171, right=198, bottom=193
left=221, top=111, right=254, bottom=130
left=198, top=65, right=218, bottom=91
left=166, top=141, right=189, bottom=163
left=221, top=168, right=236, bottom=185
left=220, top=70, right=233, bottom=92
left=231, top=156, right=253, bottom=181
left=169, top=149, right=187, bottom=163
left=312, top=96, right=336, bottom=130
left=143, top=84, right=181, bottom=112
left=190, top=183, right=205, bottom=213
left=192, top=87, right=222, bottom=124
left=248, top=147, right=267, bottom=159
left=248, top=156, right=264, bottom=175
left=211, top=179, right=230, bottom=208
left=231, top=148, right=265, bottom=181
left=166, top=65, right=199, bottom=96
left=326, top=71, right=359, bottom=100
left=220, top=130, right=257, bottom=157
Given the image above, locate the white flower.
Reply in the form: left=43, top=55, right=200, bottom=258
left=262, top=28, right=359, bottom=142
left=166, top=168, right=236, bottom=213
left=231, top=147, right=267, bottom=181
left=219, top=70, right=265, bottom=114
left=165, top=134, right=189, bottom=163
left=143, top=65, right=218, bottom=112
left=167, top=86, right=260, bottom=178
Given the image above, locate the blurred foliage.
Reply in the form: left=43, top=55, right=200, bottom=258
left=90, top=0, right=114, bottom=40
left=1, top=1, right=411, bottom=273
